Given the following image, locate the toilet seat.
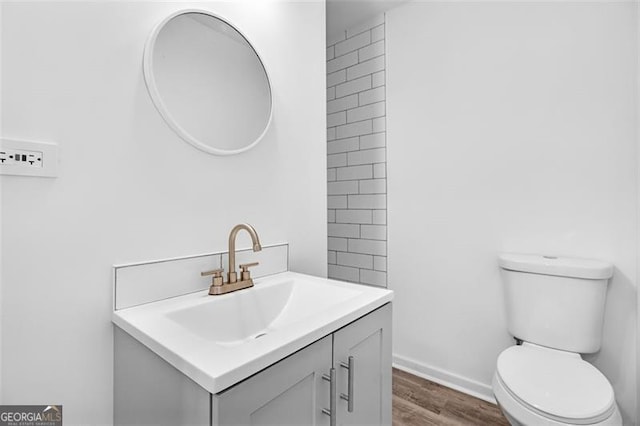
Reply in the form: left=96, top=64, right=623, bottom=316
left=496, top=343, right=616, bottom=424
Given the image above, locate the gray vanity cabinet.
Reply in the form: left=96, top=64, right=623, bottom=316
left=114, top=303, right=391, bottom=426
left=333, top=303, right=392, bottom=426
left=213, top=336, right=332, bottom=425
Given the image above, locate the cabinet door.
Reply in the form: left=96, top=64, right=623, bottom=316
left=214, top=336, right=332, bottom=425
left=333, top=303, right=392, bottom=426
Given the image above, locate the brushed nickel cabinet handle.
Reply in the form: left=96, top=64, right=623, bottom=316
left=322, top=368, right=337, bottom=426
left=340, top=356, right=354, bottom=412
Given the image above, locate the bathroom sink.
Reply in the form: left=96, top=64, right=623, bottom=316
left=165, top=276, right=360, bottom=346
left=112, top=271, right=392, bottom=393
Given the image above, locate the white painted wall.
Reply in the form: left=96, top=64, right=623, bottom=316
left=0, top=1, right=3, bottom=402
left=387, top=2, right=637, bottom=423
left=0, top=1, right=326, bottom=424
left=637, top=5, right=640, bottom=424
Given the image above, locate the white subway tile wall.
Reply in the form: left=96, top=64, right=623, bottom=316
left=327, top=16, right=387, bottom=287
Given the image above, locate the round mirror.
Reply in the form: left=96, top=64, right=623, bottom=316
left=143, top=10, right=273, bottom=155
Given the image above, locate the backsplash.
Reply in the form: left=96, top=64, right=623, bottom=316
left=326, top=15, right=387, bottom=287
left=114, top=243, right=288, bottom=310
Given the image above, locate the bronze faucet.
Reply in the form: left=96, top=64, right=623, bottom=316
left=201, top=224, right=262, bottom=295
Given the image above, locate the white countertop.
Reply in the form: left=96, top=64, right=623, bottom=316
left=112, top=271, right=393, bottom=394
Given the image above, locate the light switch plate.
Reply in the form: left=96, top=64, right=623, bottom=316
left=0, top=138, right=58, bottom=177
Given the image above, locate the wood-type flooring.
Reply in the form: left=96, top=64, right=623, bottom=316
left=392, top=368, right=510, bottom=426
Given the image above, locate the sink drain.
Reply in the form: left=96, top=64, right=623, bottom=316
left=254, top=332, right=267, bottom=339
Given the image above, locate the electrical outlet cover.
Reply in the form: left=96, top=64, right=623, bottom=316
left=0, top=138, right=58, bottom=177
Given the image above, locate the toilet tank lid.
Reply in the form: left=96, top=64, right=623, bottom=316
left=498, top=253, right=613, bottom=279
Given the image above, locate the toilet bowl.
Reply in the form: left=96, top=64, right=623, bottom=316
left=492, top=343, right=621, bottom=426
left=494, top=254, right=621, bottom=426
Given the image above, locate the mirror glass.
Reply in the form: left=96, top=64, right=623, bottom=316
left=144, top=11, right=273, bottom=155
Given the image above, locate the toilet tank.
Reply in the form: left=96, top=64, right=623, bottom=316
left=498, top=254, right=613, bottom=353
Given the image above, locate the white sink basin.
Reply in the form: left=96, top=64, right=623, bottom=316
left=112, top=271, right=392, bottom=394
left=166, top=277, right=360, bottom=346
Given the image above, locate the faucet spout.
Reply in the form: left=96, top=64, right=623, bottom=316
left=228, top=223, right=262, bottom=283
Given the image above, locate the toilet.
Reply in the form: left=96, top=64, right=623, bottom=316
left=493, top=253, right=622, bottom=426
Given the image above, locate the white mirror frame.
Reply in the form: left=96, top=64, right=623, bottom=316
left=142, top=9, right=274, bottom=156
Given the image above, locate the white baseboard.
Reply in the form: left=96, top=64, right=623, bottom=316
left=393, top=353, right=497, bottom=404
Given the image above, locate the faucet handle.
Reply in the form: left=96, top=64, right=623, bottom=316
left=239, top=262, right=259, bottom=282
left=201, top=268, right=224, bottom=287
